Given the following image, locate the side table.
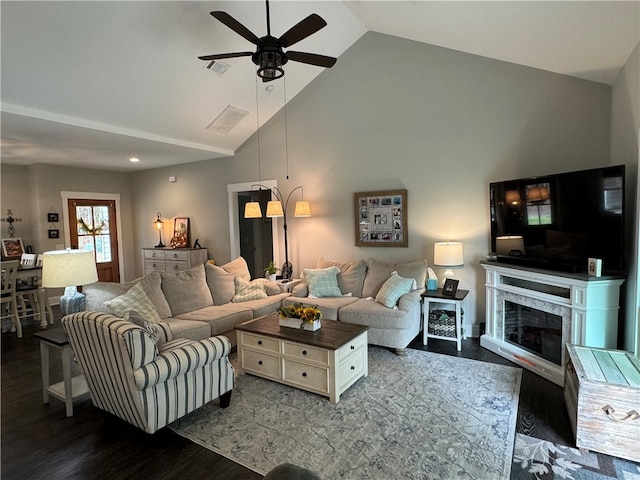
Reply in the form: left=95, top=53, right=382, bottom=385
left=275, top=278, right=301, bottom=293
left=421, top=288, right=469, bottom=351
left=33, top=329, right=90, bottom=417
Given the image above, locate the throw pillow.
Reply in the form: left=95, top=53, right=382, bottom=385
left=161, top=264, right=213, bottom=316
left=317, top=257, right=367, bottom=297
left=375, top=272, right=416, bottom=308
left=205, top=263, right=236, bottom=305
left=232, top=277, right=268, bottom=302
left=221, top=256, right=251, bottom=282
left=303, top=266, right=342, bottom=298
left=104, top=282, right=161, bottom=324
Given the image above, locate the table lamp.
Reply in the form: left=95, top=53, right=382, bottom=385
left=433, top=241, right=464, bottom=285
left=42, top=249, right=99, bottom=315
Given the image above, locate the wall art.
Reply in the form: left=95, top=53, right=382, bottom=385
left=354, top=189, right=407, bottom=247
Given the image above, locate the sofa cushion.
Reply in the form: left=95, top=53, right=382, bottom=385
left=85, top=282, right=131, bottom=312
left=362, top=259, right=427, bottom=298
left=175, top=304, right=254, bottom=337
left=339, top=298, right=414, bottom=330
left=282, top=295, right=358, bottom=321
left=205, top=263, right=236, bottom=305
left=375, top=272, right=416, bottom=308
left=221, top=256, right=251, bottom=281
left=104, top=282, right=161, bottom=324
left=137, top=271, right=172, bottom=319
left=232, top=277, right=268, bottom=302
left=316, top=257, right=367, bottom=297
left=303, top=266, right=342, bottom=298
left=161, top=264, right=213, bottom=316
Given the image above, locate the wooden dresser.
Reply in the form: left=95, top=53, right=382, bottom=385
left=141, top=247, right=208, bottom=276
left=564, top=344, right=640, bottom=462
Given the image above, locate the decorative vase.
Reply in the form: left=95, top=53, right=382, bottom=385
left=268, top=274, right=277, bottom=282
left=278, top=317, right=321, bottom=331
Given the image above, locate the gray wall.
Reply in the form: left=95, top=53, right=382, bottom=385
left=611, top=41, right=640, bottom=353
left=128, top=32, right=614, bottom=333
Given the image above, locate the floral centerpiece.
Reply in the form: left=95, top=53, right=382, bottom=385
left=277, top=303, right=322, bottom=331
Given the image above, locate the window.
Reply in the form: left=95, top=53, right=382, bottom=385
left=526, top=183, right=551, bottom=225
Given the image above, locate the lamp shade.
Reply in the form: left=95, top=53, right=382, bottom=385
left=244, top=202, right=262, bottom=219
left=495, top=235, right=525, bottom=256
left=294, top=201, right=311, bottom=217
left=266, top=200, right=284, bottom=218
left=42, top=250, right=98, bottom=288
left=433, top=242, right=464, bottom=268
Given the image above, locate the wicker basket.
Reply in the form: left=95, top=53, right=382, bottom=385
left=428, top=310, right=457, bottom=338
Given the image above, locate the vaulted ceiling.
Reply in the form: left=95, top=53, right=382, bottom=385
left=1, top=1, right=638, bottom=172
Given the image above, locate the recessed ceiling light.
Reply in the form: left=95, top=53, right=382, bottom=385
left=129, top=157, right=140, bottom=163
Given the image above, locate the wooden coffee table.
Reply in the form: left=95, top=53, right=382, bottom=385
left=236, top=313, right=368, bottom=403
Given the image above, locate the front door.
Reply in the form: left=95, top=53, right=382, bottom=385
left=67, top=199, right=120, bottom=283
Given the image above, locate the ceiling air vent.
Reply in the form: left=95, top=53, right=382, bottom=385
left=207, top=105, right=249, bottom=134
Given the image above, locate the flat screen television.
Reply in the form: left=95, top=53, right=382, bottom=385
left=490, top=165, right=625, bottom=275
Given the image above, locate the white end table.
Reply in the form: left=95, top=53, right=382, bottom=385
left=422, top=288, right=469, bottom=351
left=34, top=328, right=90, bottom=417
left=275, top=278, right=301, bottom=293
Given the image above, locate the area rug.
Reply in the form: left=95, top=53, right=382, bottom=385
left=512, top=433, right=640, bottom=480
left=171, top=346, right=522, bottom=479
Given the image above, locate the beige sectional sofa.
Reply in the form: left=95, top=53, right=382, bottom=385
left=282, top=257, right=427, bottom=354
left=84, top=257, right=290, bottom=345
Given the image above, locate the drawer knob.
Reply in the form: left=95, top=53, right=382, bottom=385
left=302, top=372, right=307, bottom=377
left=258, top=360, right=263, bottom=365
left=173, top=265, right=178, bottom=269
left=351, top=366, right=355, bottom=370
left=350, top=345, right=355, bottom=350
left=302, top=350, right=307, bottom=355
left=258, top=340, right=262, bottom=345
left=602, top=405, right=640, bottom=422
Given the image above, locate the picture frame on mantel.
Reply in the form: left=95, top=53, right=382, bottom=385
left=354, top=189, right=408, bottom=247
left=171, top=217, right=190, bottom=248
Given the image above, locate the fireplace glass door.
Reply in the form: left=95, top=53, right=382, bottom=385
left=504, top=301, right=563, bottom=365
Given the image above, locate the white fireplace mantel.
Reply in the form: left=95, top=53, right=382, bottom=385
left=480, top=262, right=625, bottom=385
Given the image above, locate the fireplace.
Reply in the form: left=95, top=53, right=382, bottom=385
left=480, top=262, right=624, bottom=386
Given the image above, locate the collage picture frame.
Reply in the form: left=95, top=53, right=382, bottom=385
left=354, top=189, right=408, bottom=247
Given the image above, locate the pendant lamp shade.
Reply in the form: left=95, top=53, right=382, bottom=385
left=294, top=201, right=311, bottom=217
left=266, top=200, right=284, bottom=218
left=244, top=202, right=262, bottom=219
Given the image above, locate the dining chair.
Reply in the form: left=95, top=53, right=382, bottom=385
left=1, top=260, right=21, bottom=337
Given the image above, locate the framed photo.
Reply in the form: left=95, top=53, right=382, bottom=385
left=47, top=213, right=59, bottom=223
left=1, top=238, right=24, bottom=258
left=442, top=278, right=459, bottom=297
left=48, top=229, right=60, bottom=239
left=587, top=257, right=602, bottom=277
left=171, top=217, right=190, bottom=248
left=354, top=189, right=408, bottom=247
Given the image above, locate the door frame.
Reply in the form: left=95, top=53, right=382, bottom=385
left=61, top=191, right=125, bottom=282
left=227, top=180, right=282, bottom=267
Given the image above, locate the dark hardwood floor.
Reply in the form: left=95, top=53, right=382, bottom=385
left=2, top=308, right=574, bottom=479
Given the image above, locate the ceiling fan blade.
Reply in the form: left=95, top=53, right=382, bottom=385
left=211, top=11, right=259, bottom=45
left=279, top=14, right=327, bottom=48
left=198, top=52, right=253, bottom=61
left=286, top=51, right=337, bottom=68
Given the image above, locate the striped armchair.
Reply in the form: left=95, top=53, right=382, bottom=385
left=62, top=311, right=234, bottom=434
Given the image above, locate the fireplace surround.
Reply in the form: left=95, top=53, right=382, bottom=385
left=480, top=262, right=625, bottom=385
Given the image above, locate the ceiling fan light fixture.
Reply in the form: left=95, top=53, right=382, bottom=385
left=257, top=50, right=285, bottom=80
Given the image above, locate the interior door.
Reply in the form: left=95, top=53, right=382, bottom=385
left=67, top=199, right=120, bottom=283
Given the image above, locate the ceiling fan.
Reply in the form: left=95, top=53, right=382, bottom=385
left=199, top=1, right=337, bottom=82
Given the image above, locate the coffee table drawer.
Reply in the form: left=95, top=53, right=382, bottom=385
left=338, top=349, right=365, bottom=387
left=241, top=349, right=280, bottom=379
left=337, top=333, right=366, bottom=362
left=240, top=332, right=280, bottom=353
left=282, top=341, right=329, bottom=365
left=283, top=359, right=329, bottom=394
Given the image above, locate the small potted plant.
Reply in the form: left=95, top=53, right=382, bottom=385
left=264, top=261, right=279, bottom=281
